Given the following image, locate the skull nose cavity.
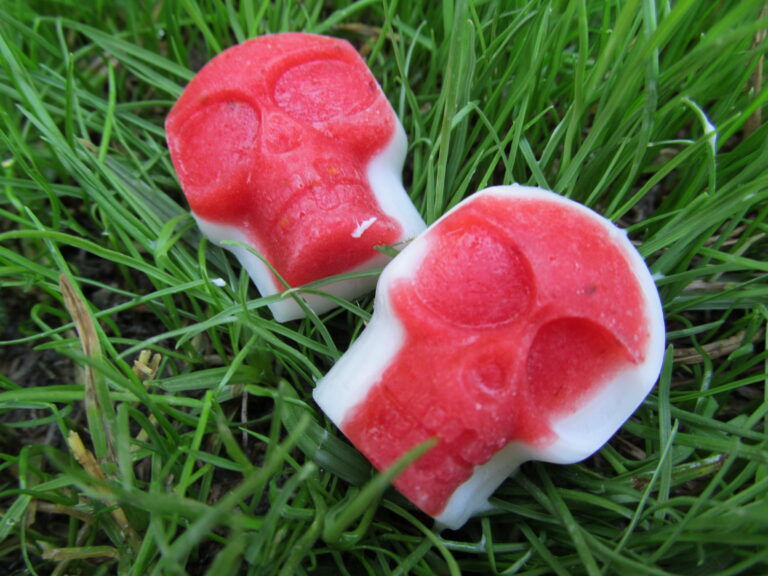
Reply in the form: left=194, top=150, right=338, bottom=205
left=263, top=113, right=303, bottom=154
left=274, top=59, right=378, bottom=123
left=462, top=357, right=509, bottom=395
left=415, top=223, right=535, bottom=327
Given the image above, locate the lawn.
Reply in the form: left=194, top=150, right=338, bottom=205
left=1, top=1, right=767, bottom=574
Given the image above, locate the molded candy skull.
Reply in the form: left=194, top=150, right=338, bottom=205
left=314, top=185, right=665, bottom=529
left=166, top=33, right=425, bottom=321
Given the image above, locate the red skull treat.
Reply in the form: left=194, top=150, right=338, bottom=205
left=313, top=185, right=665, bottom=529
left=166, top=33, right=426, bottom=321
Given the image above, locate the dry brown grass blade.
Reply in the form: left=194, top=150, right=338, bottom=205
left=673, top=330, right=758, bottom=365
left=59, top=274, right=116, bottom=462
left=132, top=349, right=162, bottom=380
left=131, top=350, right=162, bottom=450
left=66, top=430, right=140, bottom=552
left=41, top=545, right=120, bottom=562
left=59, top=275, right=101, bottom=359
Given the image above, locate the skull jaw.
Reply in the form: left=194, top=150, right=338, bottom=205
left=313, top=232, right=428, bottom=419
left=313, top=300, right=406, bottom=423
left=266, top=119, right=423, bottom=290
left=317, top=348, right=664, bottom=533
left=196, top=215, right=389, bottom=321
left=329, top=350, right=661, bottom=531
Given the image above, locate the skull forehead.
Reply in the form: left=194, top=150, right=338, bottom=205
left=467, top=195, right=634, bottom=296
left=177, top=33, right=375, bottom=106
left=274, top=59, right=379, bottom=123
left=476, top=194, right=649, bottom=354
left=169, top=32, right=392, bottom=162
left=389, top=193, right=648, bottom=357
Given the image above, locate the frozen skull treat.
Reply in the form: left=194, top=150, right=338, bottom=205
left=166, top=33, right=426, bottom=321
left=314, top=185, right=665, bottom=529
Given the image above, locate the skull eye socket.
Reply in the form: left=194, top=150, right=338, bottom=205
left=526, top=317, right=632, bottom=416
left=274, top=59, right=378, bottom=123
left=172, top=99, right=258, bottom=191
left=414, top=222, right=534, bottom=327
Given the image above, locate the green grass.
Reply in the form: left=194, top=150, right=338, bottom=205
left=1, top=0, right=767, bottom=574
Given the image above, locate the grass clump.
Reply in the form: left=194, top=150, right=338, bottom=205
left=1, top=1, right=767, bottom=574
